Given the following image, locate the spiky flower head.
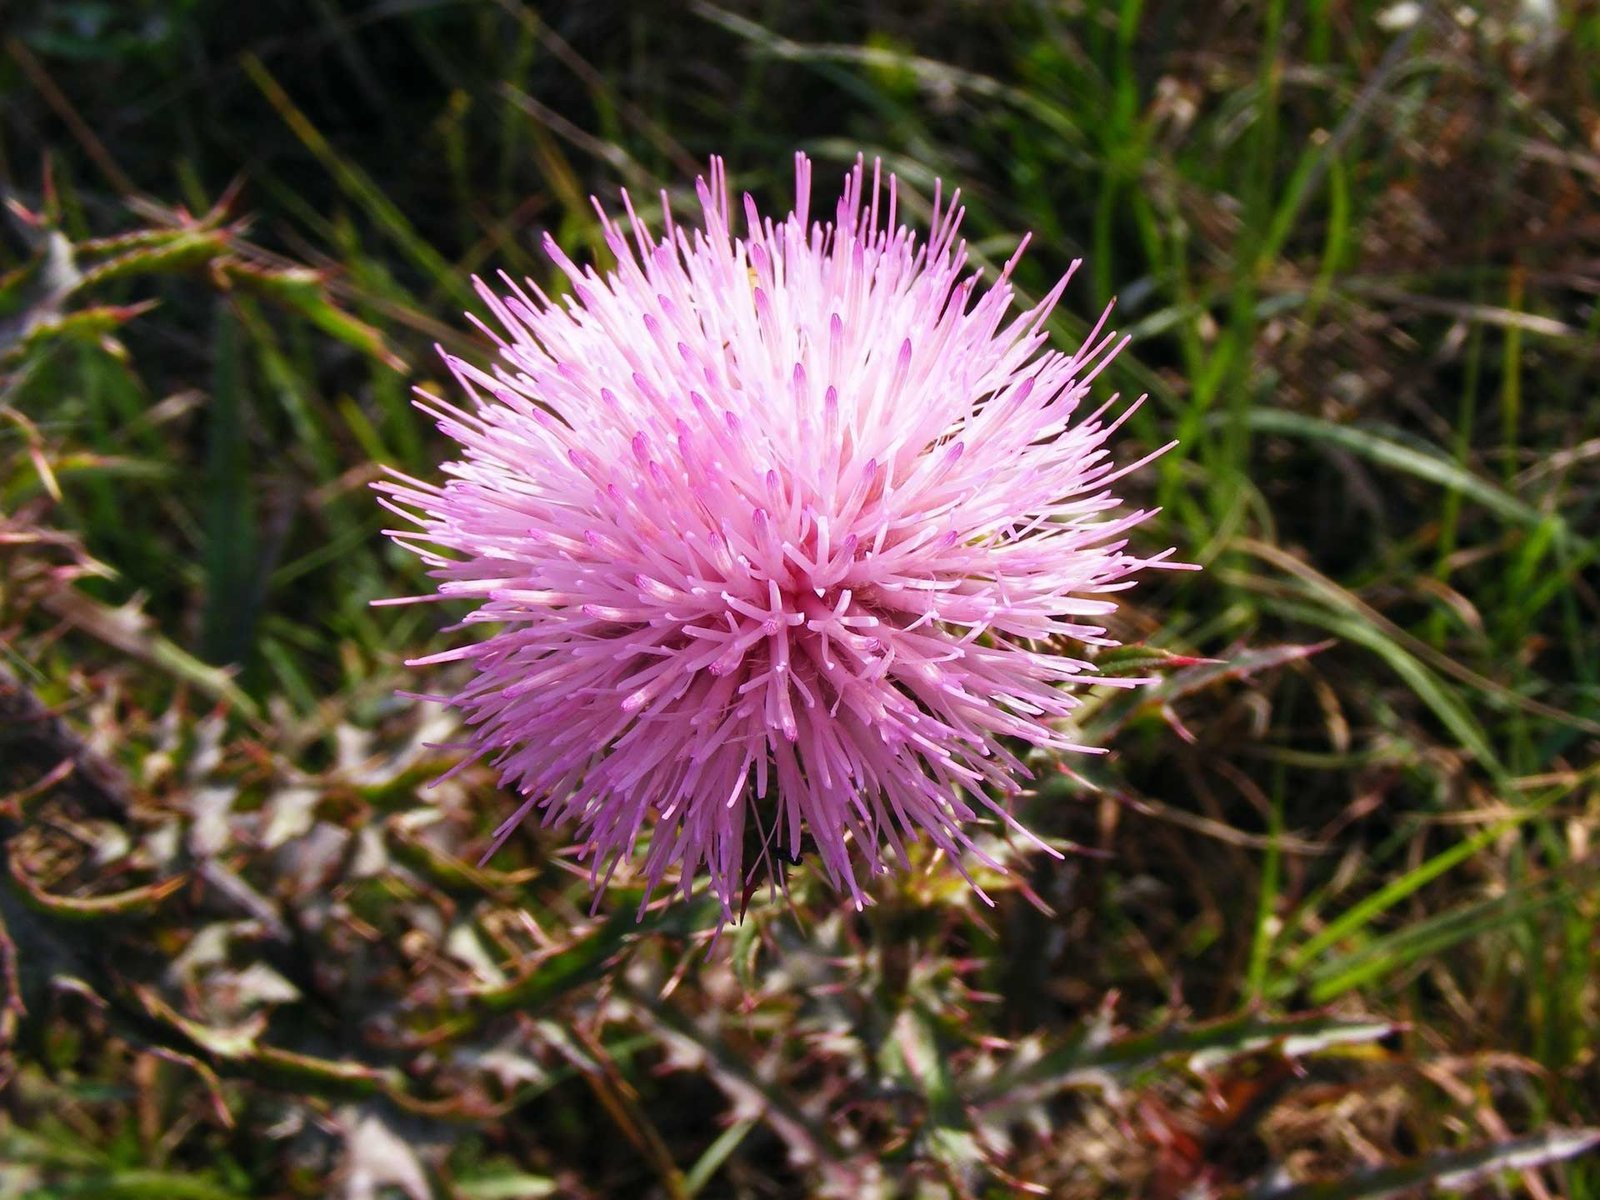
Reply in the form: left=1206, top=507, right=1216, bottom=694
left=379, top=154, right=1182, bottom=923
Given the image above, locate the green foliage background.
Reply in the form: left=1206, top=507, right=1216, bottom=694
left=0, top=1, right=1596, bottom=1196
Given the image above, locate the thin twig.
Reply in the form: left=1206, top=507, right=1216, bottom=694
left=6, top=38, right=138, bottom=196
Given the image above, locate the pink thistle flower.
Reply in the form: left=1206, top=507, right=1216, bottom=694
left=378, top=154, right=1186, bottom=924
